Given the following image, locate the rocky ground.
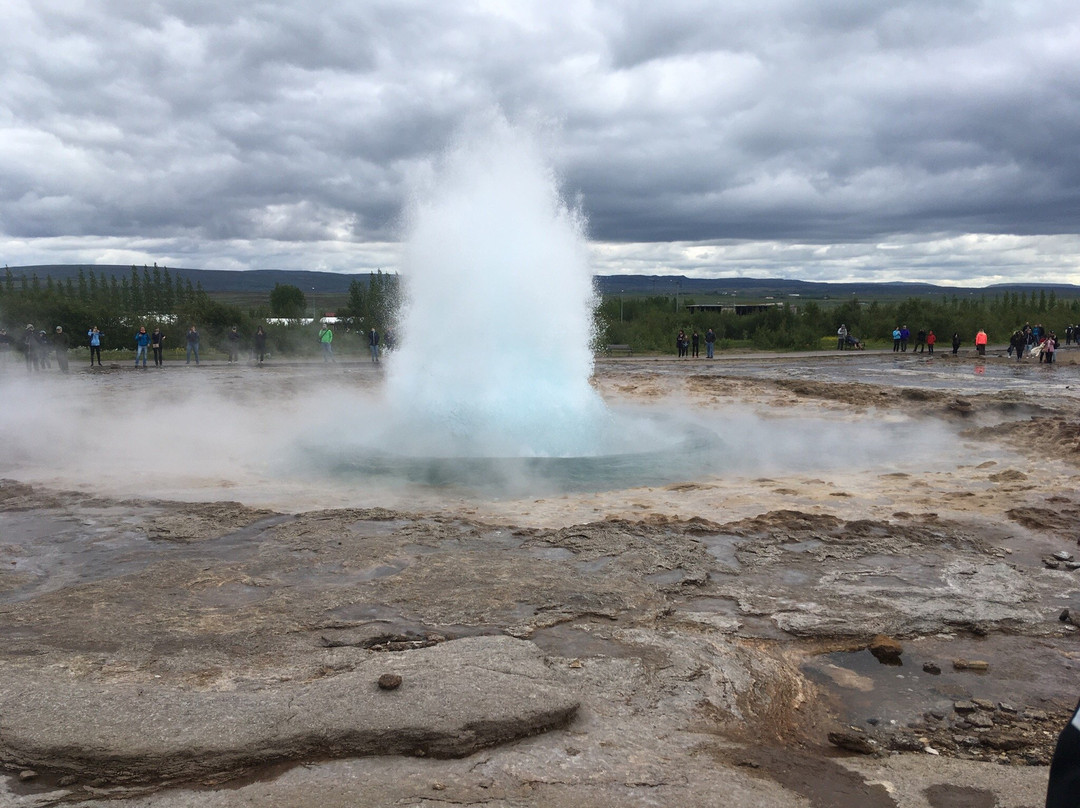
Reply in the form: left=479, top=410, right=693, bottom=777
left=1, top=350, right=1078, bottom=807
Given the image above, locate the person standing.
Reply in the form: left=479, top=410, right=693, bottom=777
left=837, top=324, right=848, bottom=350
left=975, top=328, right=988, bottom=356
left=253, top=326, right=267, bottom=365
left=87, top=326, right=103, bottom=367
left=22, top=324, right=39, bottom=372
left=951, top=333, right=961, bottom=354
left=1009, top=330, right=1025, bottom=361
left=691, top=330, right=700, bottom=358
left=913, top=329, right=926, bottom=353
left=37, top=331, right=53, bottom=369
left=892, top=327, right=901, bottom=352
left=53, top=326, right=69, bottom=373
left=1046, top=697, right=1080, bottom=808
left=705, top=328, right=716, bottom=359
left=151, top=328, right=165, bottom=366
left=368, top=327, right=379, bottom=363
left=318, top=324, right=335, bottom=362
left=134, top=326, right=151, bottom=368
left=0, top=328, right=12, bottom=365
left=227, top=326, right=241, bottom=364
left=900, top=325, right=910, bottom=352
left=926, top=330, right=936, bottom=354
left=185, top=325, right=200, bottom=365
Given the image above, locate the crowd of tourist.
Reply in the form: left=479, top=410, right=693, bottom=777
left=829, top=322, right=1072, bottom=362
left=0, top=322, right=393, bottom=373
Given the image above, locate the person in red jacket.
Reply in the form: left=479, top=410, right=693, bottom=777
left=926, top=330, right=936, bottom=354
left=975, top=329, right=988, bottom=356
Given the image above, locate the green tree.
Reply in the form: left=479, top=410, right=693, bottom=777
left=269, top=283, right=307, bottom=318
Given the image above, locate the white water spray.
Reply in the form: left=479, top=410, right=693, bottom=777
left=383, top=123, right=612, bottom=458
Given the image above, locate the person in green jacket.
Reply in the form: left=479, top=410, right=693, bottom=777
left=318, top=325, right=335, bottom=362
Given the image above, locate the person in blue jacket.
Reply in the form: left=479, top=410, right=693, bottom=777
left=185, top=325, right=200, bottom=365
left=134, top=326, right=151, bottom=368
left=87, top=326, right=103, bottom=366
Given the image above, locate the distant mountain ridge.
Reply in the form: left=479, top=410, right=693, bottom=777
left=6, top=265, right=1078, bottom=298
left=5, top=265, right=362, bottom=294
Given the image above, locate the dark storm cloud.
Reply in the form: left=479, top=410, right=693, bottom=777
left=1, top=0, right=1078, bottom=280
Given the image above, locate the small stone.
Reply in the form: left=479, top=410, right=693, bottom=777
left=923, top=662, right=942, bottom=675
left=1054, top=550, right=1075, bottom=562
left=866, top=717, right=880, bottom=726
left=888, top=734, right=925, bottom=752
left=954, top=700, right=977, bottom=714
left=1060, top=609, right=1073, bottom=623
left=968, top=713, right=995, bottom=729
left=432, top=782, right=446, bottom=791
left=1043, top=557, right=1062, bottom=569
left=827, top=728, right=878, bottom=755
left=18, top=770, right=38, bottom=782
left=972, top=698, right=995, bottom=711
left=58, top=775, right=78, bottom=786
left=869, top=634, right=903, bottom=664
left=377, top=673, right=402, bottom=690
left=998, top=702, right=1017, bottom=714
left=925, top=746, right=940, bottom=755
left=568, top=659, right=583, bottom=669
left=953, top=659, right=990, bottom=672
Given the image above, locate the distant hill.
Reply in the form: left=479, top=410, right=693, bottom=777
left=6, top=265, right=1079, bottom=300
left=5, top=265, right=364, bottom=294
left=593, top=274, right=1080, bottom=299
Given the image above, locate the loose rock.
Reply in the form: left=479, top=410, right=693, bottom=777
left=868, top=634, right=903, bottom=664
left=827, top=728, right=878, bottom=755
left=378, top=673, right=403, bottom=690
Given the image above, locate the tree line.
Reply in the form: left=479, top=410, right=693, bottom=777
left=0, top=267, right=400, bottom=356
left=595, top=289, right=1080, bottom=353
left=5, top=264, right=1078, bottom=356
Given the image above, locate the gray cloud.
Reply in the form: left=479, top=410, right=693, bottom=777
left=1, top=0, right=1078, bottom=282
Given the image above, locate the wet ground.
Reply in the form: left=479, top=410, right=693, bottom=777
left=1, top=347, right=1079, bottom=806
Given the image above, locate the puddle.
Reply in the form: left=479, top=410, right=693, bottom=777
left=678, top=596, right=788, bottom=639
left=803, top=635, right=1080, bottom=729
left=697, top=534, right=743, bottom=569
left=530, top=621, right=668, bottom=666
left=781, top=538, right=824, bottom=553
left=645, top=569, right=686, bottom=585
left=0, top=512, right=298, bottom=604
left=576, top=556, right=615, bottom=573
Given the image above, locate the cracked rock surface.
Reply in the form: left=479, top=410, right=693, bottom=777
left=2, top=354, right=1079, bottom=806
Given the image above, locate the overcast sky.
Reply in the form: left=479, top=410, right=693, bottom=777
left=2, top=0, right=1079, bottom=285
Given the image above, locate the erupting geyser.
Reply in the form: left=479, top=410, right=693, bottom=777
left=383, top=122, right=613, bottom=458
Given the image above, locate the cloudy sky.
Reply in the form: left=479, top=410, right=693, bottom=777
left=2, top=0, right=1079, bottom=285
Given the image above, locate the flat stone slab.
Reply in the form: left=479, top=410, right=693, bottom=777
left=0, top=636, right=577, bottom=787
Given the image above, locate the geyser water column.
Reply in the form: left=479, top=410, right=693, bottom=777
left=384, top=124, right=612, bottom=459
